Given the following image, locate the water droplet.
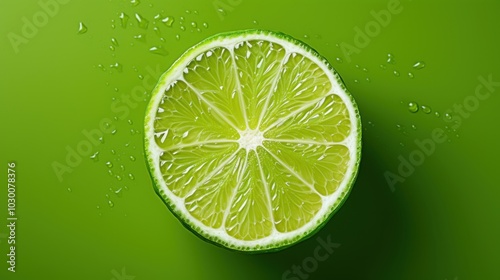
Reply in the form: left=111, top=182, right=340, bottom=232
left=111, top=24, right=115, bottom=29
left=162, top=16, right=174, bottom=27
left=393, top=70, right=400, bottom=77
left=153, top=26, right=160, bottom=36
left=133, top=34, right=146, bottom=42
left=185, top=9, right=191, bottom=14
left=180, top=25, right=186, bottom=31
left=180, top=16, right=185, bottom=22
left=99, top=136, right=104, bottom=143
left=399, top=142, right=405, bottom=147
left=129, top=155, right=136, bottom=161
left=114, top=87, right=119, bottom=92
left=408, top=72, right=414, bottom=79
left=111, top=129, right=117, bottom=135
left=365, top=77, right=371, bottom=83
left=130, top=0, right=140, bottom=6
left=77, top=22, right=87, bottom=34
left=387, top=53, right=396, bottom=64
left=413, top=61, right=425, bottom=70
left=119, top=12, right=129, bottom=28
left=116, top=175, right=122, bottom=181
left=408, top=102, right=419, bottom=113
left=252, top=20, right=258, bottom=25
left=115, top=187, right=124, bottom=197
left=67, top=187, right=72, bottom=192
left=109, top=45, right=115, bottom=51
left=106, top=161, right=113, bottom=168
left=421, top=105, right=432, bottom=114
left=135, top=13, right=149, bottom=29
left=203, top=22, right=209, bottom=28
left=434, top=111, right=440, bottom=118
left=335, top=57, right=343, bottom=63
left=108, top=200, right=114, bottom=207
left=111, top=37, right=119, bottom=46
left=354, top=79, right=359, bottom=83
left=175, top=34, right=180, bottom=40
left=217, top=8, right=227, bottom=16
left=191, top=21, right=197, bottom=28
left=128, top=173, right=135, bottom=180
left=380, top=64, right=387, bottom=70
left=411, top=124, right=417, bottom=130
left=108, top=169, right=113, bottom=176
left=362, top=67, right=368, bottom=72
left=444, top=112, right=453, bottom=121
left=149, top=46, right=168, bottom=56
left=90, top=151, right=100, bottom=161
left=110, top=62, right=123, bottom=72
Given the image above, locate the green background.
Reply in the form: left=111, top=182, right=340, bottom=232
left=1, top=0, right=499, bottom=279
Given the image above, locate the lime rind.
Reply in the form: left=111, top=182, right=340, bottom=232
left=145, top=29, right=362, bottom=252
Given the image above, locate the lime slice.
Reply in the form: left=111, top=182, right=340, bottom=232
left=145, top=30, right=361, bottom=252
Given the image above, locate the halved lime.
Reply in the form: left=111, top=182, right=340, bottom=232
left=145, top=30, right=361, bottom=252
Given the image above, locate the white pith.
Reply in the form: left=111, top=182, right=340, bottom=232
left=238, top=129, right=264, bottom=151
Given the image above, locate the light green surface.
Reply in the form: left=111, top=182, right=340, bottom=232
left=1, top=0, right=499, bottom=279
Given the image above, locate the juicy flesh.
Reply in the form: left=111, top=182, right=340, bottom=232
left=153, top=40, right=351, bottom=241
